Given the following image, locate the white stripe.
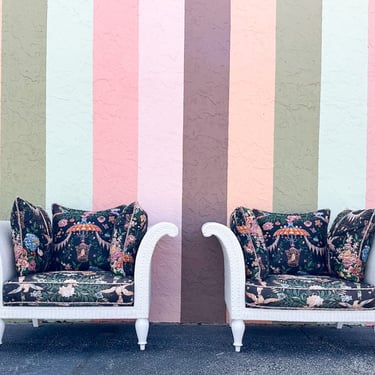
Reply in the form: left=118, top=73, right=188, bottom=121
left=46, top=0, right=93, bottom=212
left=318, top=0, right=368, bottom=221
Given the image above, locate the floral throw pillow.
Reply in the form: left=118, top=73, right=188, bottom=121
left=230, top=207, right=269, bottom=281
left=110, top=202, right=148, bottom=277
left=10, top=197, right=53, bottom=276
left=327, top=208, right=375, bottom=282
left=253, top=209, right=330, bottom=275
left=52, top=203, right=126, bottom=271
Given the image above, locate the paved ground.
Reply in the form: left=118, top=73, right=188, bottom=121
left=0, top=322, right=373, bottom=375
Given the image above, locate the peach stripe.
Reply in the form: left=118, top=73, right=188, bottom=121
left=367, top=0, right=375, bottom=206
left=227, top=0, right=276, bottom=216
left=93, top=0, right=138, bottom=209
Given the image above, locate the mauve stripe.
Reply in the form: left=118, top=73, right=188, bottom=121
left=182, top=0, right=230, bottom=323
left=273, top=0, right=322, bottom=212
left=367, top=0, right=375, bottom=207
left=93, top=0, right=138, bottom=209
left=0, top=0, right=47, bottom=218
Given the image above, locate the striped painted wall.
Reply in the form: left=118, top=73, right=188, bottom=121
left=0, top=0, right=374, bottom=323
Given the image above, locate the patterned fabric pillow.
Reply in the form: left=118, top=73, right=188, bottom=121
left=253, top=209, right=330, bottom=275
left=230, top=207, right=269, bottom=281
left=110, top=202, right=148, bottom=277
left=328, top=209, right=375, bottom=282
left=10, top=197, right=53, bottom=276
left=52, top=203, right=126, bottom=271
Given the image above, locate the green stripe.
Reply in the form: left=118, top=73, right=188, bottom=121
left=0, top=0, right=47, bottom=219
left=273, top=0, right=322, bottom=212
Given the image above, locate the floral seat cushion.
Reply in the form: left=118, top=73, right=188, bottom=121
left=245, top=274, right=375, bottom=309
left=3, top=270, right=134, bottom=307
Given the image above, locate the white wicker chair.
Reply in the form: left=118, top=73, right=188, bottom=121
left=0, top=220, right=178, bottom=350
left=202, top=222, right=375, bottom=352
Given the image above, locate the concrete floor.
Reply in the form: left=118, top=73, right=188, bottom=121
left=0, top=322, right=374, bottom=375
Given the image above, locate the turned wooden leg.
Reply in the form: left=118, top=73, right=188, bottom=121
left=0, top=319, right=5, bottom=345
left=135, top=318, right=149, bottom=351
left=231, top=319, right=245, bottom=352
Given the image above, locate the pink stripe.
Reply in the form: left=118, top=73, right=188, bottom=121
left=93, top=0, right=138, bottom=209
left=367, top=0, right=375, bottom=206
left=138, top=1, right=184, bottom=322
left=227, top=0, right=276, bottom=215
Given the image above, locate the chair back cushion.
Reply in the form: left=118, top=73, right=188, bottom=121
left=253, top=209, right=330, bottom=275
left=230, top=207, right=269, bottom=281
left=110, top=202, right=148, bottom=277
left=328, top=208, right=375, bottom=282
left=52, top=204, right=125, bottom=271
left=10, top=197, right=53, bottom=276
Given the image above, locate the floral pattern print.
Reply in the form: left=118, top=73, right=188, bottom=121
left=3, top=270, right=134, bottom=306
left=10, top=197, right=53, bottom=276
left=253, top=209, right=330, bottom=275
left=328, top=209, right=375, bottom=282
left=230, top=207, right=269, bottom=281
left=245, top=274, right=375, bottom=309
left=51, top=204, right=126, bottom=271
left=110, top=202, right=148, bottom=277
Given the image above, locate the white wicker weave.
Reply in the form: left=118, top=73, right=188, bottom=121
left=202, top=222, right=375, bottom=352
left=0, top=220, right=178, bottom=350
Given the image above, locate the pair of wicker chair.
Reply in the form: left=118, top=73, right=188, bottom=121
left=1, top=206, right=375, bottom=352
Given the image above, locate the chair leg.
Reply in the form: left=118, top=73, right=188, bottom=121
left=231, top=319, right=245, bottom=352
left=32, top=319, right=39, bottom=328
left=135, top=318, right=149, bottom=351
left=336, top=322, right=344, bottom=329
left=0, top=319, right=5, bottom=345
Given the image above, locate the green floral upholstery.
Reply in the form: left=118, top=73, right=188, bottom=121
left=52, top=204, right=125, bottom=271
left=110, top=202, right=148, bottom=277
left=10, top=197, right=53, bottom=276
left=246, top=274, right=375, bottom=309
left=328, top=209, right=375, bottom=282
left=3, top=270, right=134, bottom=306
left=230, top=207, right=269, bottom=281
left=253, top=209, right=330, bottom=275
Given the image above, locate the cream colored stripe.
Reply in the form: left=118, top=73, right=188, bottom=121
left=318, top=0, right=368, bottom=220
left=46, top=0, right=93, bottom=211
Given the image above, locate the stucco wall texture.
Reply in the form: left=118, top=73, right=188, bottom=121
left=1, top=0, right=375, bottom=323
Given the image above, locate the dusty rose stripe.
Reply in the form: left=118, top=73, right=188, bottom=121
left=367, top=0, right=375, bottom=206
left=227, top=0, right=276, bottom=216
left=93, top=0, right=138, bottom=209
left=182, top=0, right=230, bottom=323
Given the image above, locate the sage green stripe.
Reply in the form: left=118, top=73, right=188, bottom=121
left=0, top=0, right=47, bottom=219
left=273, top=0, right=322, bottom=212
